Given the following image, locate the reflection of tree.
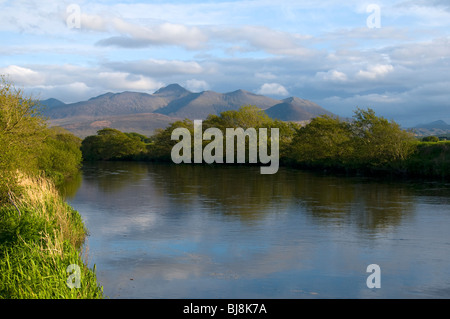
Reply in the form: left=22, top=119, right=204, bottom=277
left=147, top=163, right=416, bottom=231
left=57, top=171, right=82, bottom=199
left=148, top=164, right=286, bottom=222
left=71, top=161, right=418, bottom=232
left=292, top=175, right=415, bottom=232
left=81, top=161, right=150, bottom=193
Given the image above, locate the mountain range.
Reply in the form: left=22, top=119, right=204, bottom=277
left=43, top=84, right=333, bottom=138
left=42, top=83, right=448, bottom=139
left=412, top=120, right=450, bottom=137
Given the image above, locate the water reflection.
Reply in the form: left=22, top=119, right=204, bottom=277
left=131, top=163, right=415, bottom=232
left=64, top=162, right=450, bottom=298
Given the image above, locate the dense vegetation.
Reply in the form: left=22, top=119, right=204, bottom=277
left=0, top=76, right=103, bottom=298
left=81, top=105, right=449, bottom=179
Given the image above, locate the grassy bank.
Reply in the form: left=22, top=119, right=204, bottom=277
left=0, top=174, right=103, bottom=299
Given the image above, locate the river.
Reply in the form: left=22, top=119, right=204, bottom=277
left=62, top=161, right=450, bottom=299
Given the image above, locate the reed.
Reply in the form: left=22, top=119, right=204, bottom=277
left=0, top=174, right=103, bottom=299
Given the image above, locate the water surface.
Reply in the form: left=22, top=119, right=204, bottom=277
left=63, top=162, right=450, bottom=298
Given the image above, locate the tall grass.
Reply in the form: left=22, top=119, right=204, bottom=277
left=0, top=174, right=103, bottom=299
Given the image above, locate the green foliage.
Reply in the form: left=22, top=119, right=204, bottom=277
left=0, top=76, right=47, bottom=199
left=404, top=141, right=450, bottom=177
left=0, top=177, right=103, bottom=298
left=77, top=101, right=448, bottom=178
left=147, top=119, right=194, bottom=161
left=1, top=77, right=102, bottom=299
left=350, top=108, right=416, bottom=168
left=289, top=115, right=353, bottom=168
left=38, top=127, right=83, bottom=184
left=206, top=105, right=273, bottom=129
left=125, top=132, right=152, bottom=143
left=289, top=108, right=416, bottom=172
left=422, top=136, right=439, bottom=142
left=1, top=76, right=83, bottom=197
left=81, top=128, right=147, bottom=161
left=146, top=105, right=287, bottom=164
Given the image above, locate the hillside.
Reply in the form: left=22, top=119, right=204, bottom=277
left=49, top=113, right=180, bottom=139
left=264, top=97, right=333, bottom=121
left=412, top=120, right=450, bottom=137
left=42, top=84, right=334, bottom=137
left=155, top=89, right=280, bottom=119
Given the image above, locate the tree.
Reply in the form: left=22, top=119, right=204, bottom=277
left=0, top=76, right=47, bottom=199
left=208, top=105, right=272, bottom=130
left=147, top=119, right=194, bottom=161
left=81, top=128, right=147, bottom=161
left=37, top=127, right=83, bottom=184
left=350, top=108, right=416, bottom=168
left=289, top=115, right=353, bottom=168
left=422, top=136, right=439, bottom=142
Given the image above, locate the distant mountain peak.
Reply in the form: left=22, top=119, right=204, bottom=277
left=154, top=83, right=191, bottom=95
left=429, top=120, right=448, bottom=126
left=282, top=96, right=305, bottom=103
left=227, top=89, right=248, bottom=95
left=40, top=98, right=66, bottom=110
left=415, top=120, right=450, bottom=129
left=264, top=97, right=334, bottom=122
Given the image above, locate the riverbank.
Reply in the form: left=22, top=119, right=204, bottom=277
left=0, top=174, right=103, bottom=299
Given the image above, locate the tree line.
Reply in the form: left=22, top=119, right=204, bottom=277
left=81, top=105, right=449, bottom=178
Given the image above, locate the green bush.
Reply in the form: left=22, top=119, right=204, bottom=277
left=405, top=141, right=450, bottom=177
left=38, top=127, right=83, bottom=185
left=81, top=128, right=147, bottom=161
left=421, top=136, right=440, bottom=142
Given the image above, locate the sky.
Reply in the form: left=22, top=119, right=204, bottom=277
left=0, top=0, right=449, bottom=127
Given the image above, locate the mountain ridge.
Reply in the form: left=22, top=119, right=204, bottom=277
left=41, top=83, right=334, bottom=137
left=412, top=120, right=450, bottom=137
left=42, top=83, right=330, bottom=120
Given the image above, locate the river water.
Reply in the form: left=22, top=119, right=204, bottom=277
left=63, top=161, right=450, bottom=299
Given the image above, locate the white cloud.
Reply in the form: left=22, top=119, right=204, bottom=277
left=0, top=65, right=44, bottom=86
left=256, top=83, right=289, bottom=96
left=356, top=64, right=394, bottom=80
left=184, top=79, right=210, bottom=92
left=94, top=17, right=209, bottom=50
left=255, top=72, right=277, bottom=80
left=95, top=72, right=163, bottom=91
left=1, top=63, right=164, bottom=102
left=215, top=25, right=313, bottom=57
left=103, top=59, right=206, bottom=77
left=316, top=69, right=348, bottom=82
